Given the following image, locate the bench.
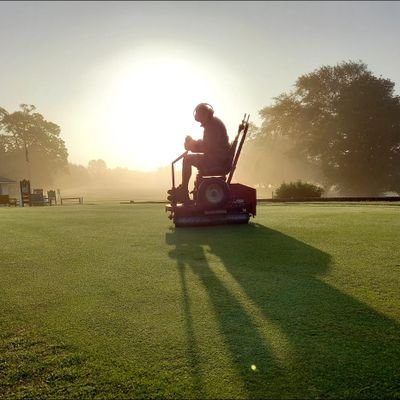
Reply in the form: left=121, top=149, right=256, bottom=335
left=30, top=193, right=45, bottom=206
left=0, top=195, right=18, bottom=207
left=47, top=190, right=57, bottom=206
left=61, top=197, right=83, bottom=205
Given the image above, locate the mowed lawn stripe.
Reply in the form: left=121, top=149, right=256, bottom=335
left=1, top=204, right=399, bottom=398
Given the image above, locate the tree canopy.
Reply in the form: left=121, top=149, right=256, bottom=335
left=0, top=104, right=68, bottom=186
left=253, top=61, right=400, bottom=195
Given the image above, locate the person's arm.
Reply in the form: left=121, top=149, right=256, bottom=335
left=185, top=136, right=204, bottom=153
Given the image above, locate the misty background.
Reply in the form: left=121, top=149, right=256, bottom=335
left=1, top=2, right=400, bottom=201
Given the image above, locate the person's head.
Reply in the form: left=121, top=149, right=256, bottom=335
left=193, top=103, right=214, bottom=124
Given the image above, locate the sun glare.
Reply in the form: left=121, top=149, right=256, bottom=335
left=101, top=54, right=221, bottom=171
left=76, top=44, right=246, bottom=171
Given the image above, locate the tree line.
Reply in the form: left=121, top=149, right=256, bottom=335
left=238, top=60, right=400, bottom=196
left=0, top=104, right=171, bottom=199
left=1, top=60, right=399, bottom=198
left=0, top=104, right=68, bottom=188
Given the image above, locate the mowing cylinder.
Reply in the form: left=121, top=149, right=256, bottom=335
left=174, top=212, right=250, bottom=228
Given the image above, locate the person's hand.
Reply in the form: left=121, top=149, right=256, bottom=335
left=184, top=135, right=193, bottom=150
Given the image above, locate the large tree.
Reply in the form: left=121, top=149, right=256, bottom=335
left=0, top=104, right=68, bottom=186
left=255, top=61, right=400, bottom=195
left=237, top=123, right=322, bottom=197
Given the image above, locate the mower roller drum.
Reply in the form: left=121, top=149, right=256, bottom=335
left=174, top=211, right=250, bottom=228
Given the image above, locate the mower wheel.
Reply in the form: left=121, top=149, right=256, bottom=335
left=197, top=178, right=230, bottom=209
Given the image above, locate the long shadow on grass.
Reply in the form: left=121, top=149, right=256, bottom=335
left=166, top=223, right=400, bottom=399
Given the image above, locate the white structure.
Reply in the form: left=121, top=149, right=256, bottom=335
left=0, top=176, right=16, bottom=195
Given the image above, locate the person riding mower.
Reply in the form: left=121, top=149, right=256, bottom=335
left=167, top=103, right=231, bottom=204
left=166, top=104, right=256, bottom=227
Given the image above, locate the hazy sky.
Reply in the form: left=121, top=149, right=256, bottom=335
left=2, top=1, right=400, bottom=170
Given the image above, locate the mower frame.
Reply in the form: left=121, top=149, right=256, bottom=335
left=166, top=114, right=256, bottom=227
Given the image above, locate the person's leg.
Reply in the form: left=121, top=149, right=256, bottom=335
left=181, top=156, right=192, bottom=190
left=167, top=154, right=204, bottom=203
left=181, top=154, right=203, bottom=191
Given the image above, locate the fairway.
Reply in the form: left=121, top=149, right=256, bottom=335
left=1, top=203, right=399, bottom=399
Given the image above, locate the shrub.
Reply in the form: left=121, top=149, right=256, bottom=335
left=275, top=180, right=324, bottom=199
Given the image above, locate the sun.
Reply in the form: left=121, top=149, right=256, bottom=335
left=67, top=45, right=254, bottom=170
left=101, top=54, right=220, bottom=171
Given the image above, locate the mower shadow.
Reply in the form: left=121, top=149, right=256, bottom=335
left=166, top=223, right=400, bottom=398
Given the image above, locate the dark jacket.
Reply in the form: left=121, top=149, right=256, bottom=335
left=191, top=116, right=231, bottom=166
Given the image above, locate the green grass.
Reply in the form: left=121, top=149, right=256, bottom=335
left=1, top=203, right=399, bottom=399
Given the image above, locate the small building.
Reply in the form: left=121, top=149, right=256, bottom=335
left=0, top=176, right=17, bottom=195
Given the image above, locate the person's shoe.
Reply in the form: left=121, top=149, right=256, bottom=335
left=167, top=185, right=190, bottom=203
left=167, top=193, right=176, bottom=202
left=167, top=186, right=177, bottom=203
left=178, top=193, right=191, bottom=204
left=173, top=185, right=191, bottom=204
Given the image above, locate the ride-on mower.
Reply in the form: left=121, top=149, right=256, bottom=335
left=166, top=114, right=256, bottom=227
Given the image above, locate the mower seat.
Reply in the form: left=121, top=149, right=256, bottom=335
left=198, top=139, right=237, bottom=178
left=199, top=165, right=231, bottom=177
